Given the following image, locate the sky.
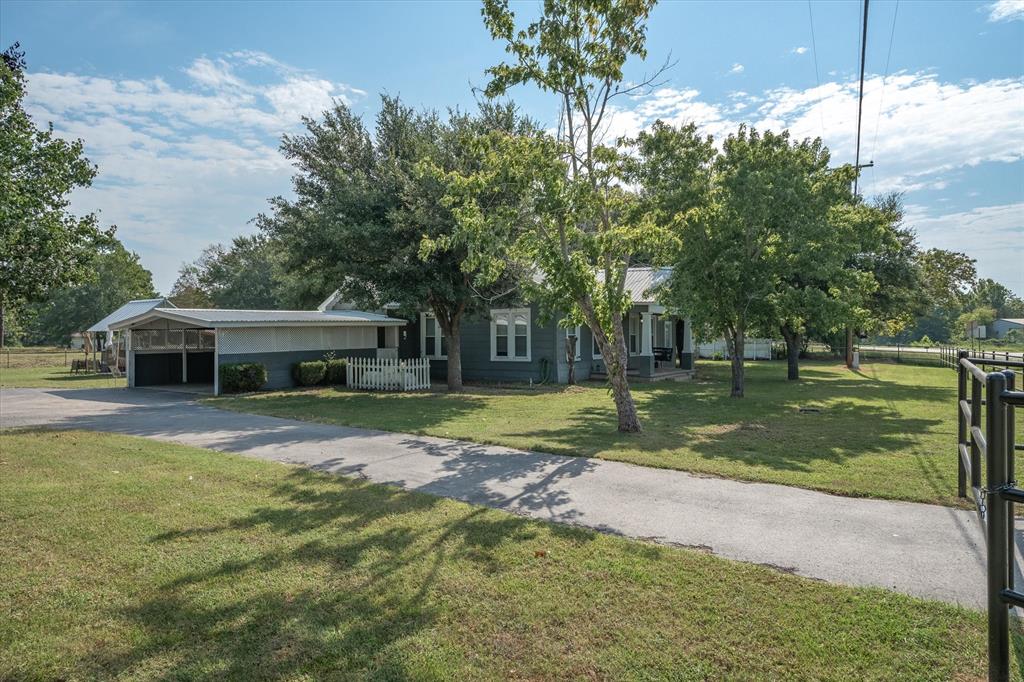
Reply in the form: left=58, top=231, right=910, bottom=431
left=2, top=0, right=1023, bottom=296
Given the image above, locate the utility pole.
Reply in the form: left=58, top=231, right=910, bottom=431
left=853, top=0, right=870, bottom=197
left=847, top=0, right=871, bottom=369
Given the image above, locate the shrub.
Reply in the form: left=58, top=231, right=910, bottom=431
left=325, top=358, right=347, bottom=385
left=293, top=360, right=327, bottom=386
left=219, top=362, right=268, bottom=393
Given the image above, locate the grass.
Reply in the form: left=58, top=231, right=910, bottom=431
left=209, top=360, right=1007, bottom=507
left=0, top=364, right=126, bottom=389
left=0, top=429, right=995, bottom=681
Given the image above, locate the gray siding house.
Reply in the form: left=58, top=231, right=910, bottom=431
left=992, top=318, right=1024, bottom=339
left=321, top=267, right=696, bottom=385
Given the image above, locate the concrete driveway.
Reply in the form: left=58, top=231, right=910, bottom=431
left=0, top=386, right=1000, bottom=608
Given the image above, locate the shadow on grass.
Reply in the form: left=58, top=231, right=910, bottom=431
left=503, top=361, right=953, bottom=496
left=216, top=386, right=492, bottom=435
left=85, top=469, right=594, bottom=679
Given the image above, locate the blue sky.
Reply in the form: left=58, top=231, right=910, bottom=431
left=3, top=0, right=1022, bottom=295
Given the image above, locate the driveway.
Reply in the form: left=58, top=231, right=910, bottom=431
left=0, top=386, right=1000, bottom=608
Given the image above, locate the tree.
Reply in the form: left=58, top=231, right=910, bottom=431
left=260, top=96, right=532, bottom=391
left=0, top=43, right=113, bottom=346
left=170, top=235, right=287, bottom=309
left=665, top=127, right=857, bottom=395
left=966, top=278, right=1024, bottom=319
left=957, top=305, right=998, bottom=339
left=853, top=196, right=927, bottom=340
left=27, top=240, right=157, bottom=344
left=452, top=0, right=665, bottom=431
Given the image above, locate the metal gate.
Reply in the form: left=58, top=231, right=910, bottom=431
left=956, top=350, right=1023, bottom=681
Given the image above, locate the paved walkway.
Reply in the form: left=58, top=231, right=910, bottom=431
left=0, top=386, right=1002, bottom=608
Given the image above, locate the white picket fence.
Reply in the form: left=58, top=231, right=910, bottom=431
left=346, top=356, right=431, bottom=391
left=696, top=338, right=775, bottom=360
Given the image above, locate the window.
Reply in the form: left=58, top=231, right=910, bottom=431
left=628, top=313, right=639, bottom=355
left=592, top=328, right=602, bottom=359
left=563, top=325, right=581, bottom=361
left=420, top=313, right=447, bottom=359
left=491, top=308, right=531, bottom=361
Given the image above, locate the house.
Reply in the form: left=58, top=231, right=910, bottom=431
left=992, top=318, right=1024, bottom=340
left=108, top=307, right=406, bottom=395
left=319, top=267, right=696, bottom=385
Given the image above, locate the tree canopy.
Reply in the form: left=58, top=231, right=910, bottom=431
left=25, top=239, right=156, bottom=345
left=0, top=43, right=113, bottom=340
left=259, top=96, right=534, bottom=390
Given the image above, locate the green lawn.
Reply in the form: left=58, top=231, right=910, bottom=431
left=209, top=360, right=990, bottom=507
left=0, top=430, right=994, bottom=680
left=0, top=364, right=126, bottom=389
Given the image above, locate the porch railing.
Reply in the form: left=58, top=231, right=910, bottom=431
left=346, top=357, right=430, bottom=391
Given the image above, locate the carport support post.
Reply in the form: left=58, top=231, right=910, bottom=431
left=212, top=328, right=219, bottom=396
left=181, top=344, right=187, bottom=384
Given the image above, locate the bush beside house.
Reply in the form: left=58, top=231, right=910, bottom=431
left=219, top=363, right=268, bottom=393
left=325, top=358, right=347, bottom=385
left=293, top=361, right=327, bottom=386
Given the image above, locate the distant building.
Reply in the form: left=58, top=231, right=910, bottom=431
left=992, top=318, right=1024, bottom=340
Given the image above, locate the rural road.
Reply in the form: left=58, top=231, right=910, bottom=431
left=1, top=386, right=1011, bottom=609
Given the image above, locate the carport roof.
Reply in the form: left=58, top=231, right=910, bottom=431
left=87, top=298, right=175, bottom=334
left=110, top=307, right=407, bottom=330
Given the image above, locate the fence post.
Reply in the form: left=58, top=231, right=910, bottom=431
left=1004, top=369, right=1016, bottom=593
left=986, top=370, right=1009, bottom=682
left=958, top=351, right=968, bottom=498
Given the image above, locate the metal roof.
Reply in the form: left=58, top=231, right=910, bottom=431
left=997, top=318, right=1024, bottom=325
left=597, top=267, right=672, bottom=304
left=109, top=307, right=406, bottom=330
left=87, top=298, right=175, bottom=333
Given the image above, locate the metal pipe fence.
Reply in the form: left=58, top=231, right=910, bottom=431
left=956, top=351, right=1023, bottom=681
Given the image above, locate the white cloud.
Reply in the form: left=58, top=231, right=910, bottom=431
left=728, top=63, right=745, bottom=75
left=905, top=203, right=1024, bottom=295
left=23, top=52, right=363, bottom=291
left=987, top=0, right=1024, bottom=22
left=603, top=72, right=1024, bottom=196
left=791, top=46, right=809, bottom=55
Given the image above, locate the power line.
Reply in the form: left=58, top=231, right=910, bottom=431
left=853, top=0, right=870, bottom=196
left=870, top=0, right=899, bottom=190
left=806, top=0, right=826, bottom=141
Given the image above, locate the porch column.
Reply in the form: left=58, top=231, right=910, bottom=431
left=126, top=330, right=134, bottom=388
left=681, top=318, right=695, bottom=370
left=640, top=313, right=653, bottom=356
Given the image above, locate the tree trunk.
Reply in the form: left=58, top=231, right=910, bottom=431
left=725, top=326, right=745, bottom=398
left=433, top=302, right=464, bottom=392
left=444, top=325, right=462, bottom=392
left=579, top=300, right=642, bottom=432
left=845, top=326, right=854, bottom=368
left=781, top=323, right=800, bottom=381
left=565, top=334, right=576, bottom=385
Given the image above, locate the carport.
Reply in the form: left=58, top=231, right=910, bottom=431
left=110, top=307, right=406, bottom=395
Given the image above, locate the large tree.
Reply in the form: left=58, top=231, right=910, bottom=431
left=0, top=43, right=112, bottom=345
left=259, top=97, right=532, bottom=391
left=170, top=235, right=288, bottom=310
left=448, top=0, right=665, bottom=431
left=665, top=127, right=858, bottom=396
left=27, top=239, right=157, bottom=345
